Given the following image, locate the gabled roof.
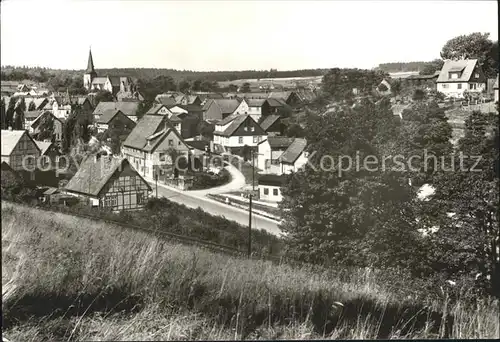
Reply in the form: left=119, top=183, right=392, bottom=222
left=108, top=76, right=121, bottom=87
left=146, top=103, right=172, bottom=115
left=123, top=114, right=166, bottom=150
left=156, top=96, right=177, bottom=107
left=216, top=113, right=239, bottom=126
left=91, top=77, right=109, bottom=85
left=93, top=101, right=139, bottom=117
left=245, top=98, right=267, bottom=107
left=266, top=98, right=287, bottom=107
left=31, top=111, right=62, bottom=127
left=178, top=104, right=204, bottom=113
left=437, top=59, right=479, bottom=83
left=279, top=138, right=307, bottom=164
left=212, top=99, right=241, bottom=115
left=258, top=174, right=286, bottom=186
left=264, top=136, right=295, bottom=149
left=97, top=109, right=126, bottom=124
left=34, top=140, right=54, bottom=155
left=260, top=115, right=281, bottom=131
left=123, top=114, right=185, bottom=152
left=1, top=129, right=41, bottom=156
left=64, top=156, right=151, bottom=197
left=215, top=115, right=262, bottom=137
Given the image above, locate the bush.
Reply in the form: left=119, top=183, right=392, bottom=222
left=190, top=169, right=230, bottom=190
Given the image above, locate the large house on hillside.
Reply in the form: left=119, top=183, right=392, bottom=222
left=436, top=59, right=486, bottom=98
left=213, top=114, right=267, bottom=154
left=122, top=114, right=190, bottom=179
left=64, top=155, right=151, bottom=211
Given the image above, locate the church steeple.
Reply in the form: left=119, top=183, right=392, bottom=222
left=86, top=48, right=95, bottom=73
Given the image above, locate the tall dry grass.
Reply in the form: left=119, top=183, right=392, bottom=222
left=2, top=201, right=499, bottom=340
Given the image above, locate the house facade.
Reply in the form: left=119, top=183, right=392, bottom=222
left=31, top=111, right=64, bottom=143
left=436, top=59, right=486, bottom=98
left=64, top=156, right=152, bottom=211
left=258, top=174, right=286, bottom=202
left=1, top=129, right=41, bottom=181
left=202, top=99, right=242, bottom=121
left=213, top=115, right=267, bottom=154
left=244, top=99, right=270, bottom=122
left=122, top=114, right=190, bottom=179
left=96, top=109, right=136, bottom=134
left=279, top=138, right=308, bottom=174
left=257, top=137, right=295, bottom=173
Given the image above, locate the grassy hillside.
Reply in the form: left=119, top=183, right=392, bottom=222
left=2, top=202, right=498, bottom=341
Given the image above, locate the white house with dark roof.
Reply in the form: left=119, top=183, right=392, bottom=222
left=121, top=114, right=190, bottom=179
left=244, top=98, right=270, bottom=122
left=64, top=155, right=151, bottom=211
left=257, top=137, right=307, bottom=175
left=213, top=114, right=267, bottom=154
left=258, top=174, right=286, bottom=202
left=436, top=59, right=486, bottom=98
left=278, top=138, right=308, bottom=174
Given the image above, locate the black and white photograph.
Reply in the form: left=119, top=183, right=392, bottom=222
left=1, top=0, right=499, bottom=340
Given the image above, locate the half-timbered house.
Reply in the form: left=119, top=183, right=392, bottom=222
left=64, top=155, right=152, bottom=211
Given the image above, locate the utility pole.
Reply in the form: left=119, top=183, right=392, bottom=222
left=251, top=150, right=255, bottom=191
left=248, top=193, right=252, bottom=258
left=155, top=171, right=158, bottom=198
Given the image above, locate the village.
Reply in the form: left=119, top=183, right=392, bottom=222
left=2, top=47, right=499, bottom=231
left=1, top=0, right=499, bottom=339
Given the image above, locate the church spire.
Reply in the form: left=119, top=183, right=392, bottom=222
left=86, top=47, right=95, bottom=73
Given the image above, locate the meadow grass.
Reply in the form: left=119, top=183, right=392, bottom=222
left=2, top=201, right=498, bottom=340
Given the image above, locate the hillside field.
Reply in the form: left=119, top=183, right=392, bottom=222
left=2, top=201, right=499, bottom=341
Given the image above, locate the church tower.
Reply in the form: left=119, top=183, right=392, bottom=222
left=83, top=48, right=97, bottom=90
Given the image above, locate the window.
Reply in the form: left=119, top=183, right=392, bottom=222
left=159, top=153, right=166, bottom=161
left=178, top=141, right=182, bottom=146
left=263, top=188, right=269, bottom=195
left=470, top=83, right=476, bottom=90
left=475, top=73, right=479, bottom=78
left=273, top=188, right=279, bottom=196
left=168, top=139, right=173, bottom=146
left=137, top=192, right=144, bottom=205
left=457, top=84, right=462, bottom=89
left=104, top=195, right=118, bottom=207
left=250, top=127, right=255, bottom=132
left=253, top=136, right=258, bottom=143
left=238, top=137, right=243, bottom=144
left=441, top=84, right=449, bottom=89
left=244, top=127, right=248, bottom=131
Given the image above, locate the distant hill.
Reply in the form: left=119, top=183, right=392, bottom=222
left=1, top=65, right=328, bottom=83
left=376, top=61, right=433, bottom=73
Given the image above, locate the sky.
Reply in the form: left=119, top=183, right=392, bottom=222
left=1, top=0, right=498, bottom=71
